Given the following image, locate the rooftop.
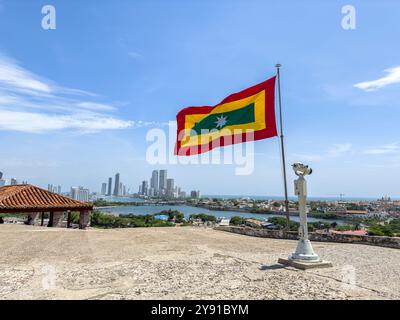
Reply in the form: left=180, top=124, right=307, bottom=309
left=333, top=230, right=368, bottom=236
left=0, top=184, right=93, bottom=213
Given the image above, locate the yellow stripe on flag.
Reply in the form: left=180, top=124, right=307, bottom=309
left=181, top=90, right=267, bottom=148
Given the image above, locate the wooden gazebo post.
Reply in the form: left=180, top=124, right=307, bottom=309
left=48, top=211, right=54, bottom=227
left=79, top=210, right=90, bottom=229
left=67, top=211, right=72, bottom=228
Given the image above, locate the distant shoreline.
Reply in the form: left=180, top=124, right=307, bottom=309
left=95, top=202, right=360, bottom=223
left=202, top=195, right=400, bottom=201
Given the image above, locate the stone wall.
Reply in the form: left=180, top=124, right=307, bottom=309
left=215, top=226, right=400, bottom=249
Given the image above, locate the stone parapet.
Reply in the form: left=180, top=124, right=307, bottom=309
left=215, top=226, right=400, bottom=249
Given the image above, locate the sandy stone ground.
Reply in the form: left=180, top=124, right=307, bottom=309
left=0, top=224, right=399, bottom=300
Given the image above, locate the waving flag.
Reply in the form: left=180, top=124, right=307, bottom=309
left=175, top=76, right=277, bottom=155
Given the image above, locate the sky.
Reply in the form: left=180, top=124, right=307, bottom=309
left=0, top=0, right=399, bottom=198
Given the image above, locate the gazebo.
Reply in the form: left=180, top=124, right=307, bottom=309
left=0, top=184, right=93, bottom=229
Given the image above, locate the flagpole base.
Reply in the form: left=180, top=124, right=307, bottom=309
left=278, top=237, right=333, bottom=270
left=290, top=239, right=320, bottom=262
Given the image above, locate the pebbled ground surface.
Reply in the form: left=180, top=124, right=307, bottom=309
left=0, top=224, right=399, bottom=300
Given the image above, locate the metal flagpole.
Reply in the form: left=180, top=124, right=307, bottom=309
left=275, top=63, right=290, bottom=229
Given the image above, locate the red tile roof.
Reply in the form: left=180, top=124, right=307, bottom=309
left=0, top=184, right=93, bottom=213
left=346, top=210, right=368, bottom=214
left=333, top=230, right=368, bottom=236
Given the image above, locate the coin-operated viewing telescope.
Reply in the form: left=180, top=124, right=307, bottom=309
left=278, top=163, right=332, bottom=269
left=292, top=163, right=312, bottom=176
left=290, top=163, right=320, bottom=262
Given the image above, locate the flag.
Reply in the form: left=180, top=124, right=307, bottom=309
left=175, top=76, right=277, bottom=156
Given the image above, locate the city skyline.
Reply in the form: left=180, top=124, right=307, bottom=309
left=137, top=169, right=195, bottom=199
left=0, top=1, right=399, bottom=197
left=0, top=167, right=398, bottom=200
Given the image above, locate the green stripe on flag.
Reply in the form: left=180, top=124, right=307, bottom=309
left=191, top=103, right=255, bottom=136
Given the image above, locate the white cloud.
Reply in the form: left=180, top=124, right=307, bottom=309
left=0, top=55, right=51, bottom=93
left=354, top=67, right=400, bottom=91
left=327, top=143, right=352, bottom=157
left=76, top=102, right=116, bottom=111
left=0, top=53, right=135, bottom=133
left=292, top=143, right=352, bottom=162
left=363, top=143, right=399, bottom=155
left=0, top=110, right=133, bottom=133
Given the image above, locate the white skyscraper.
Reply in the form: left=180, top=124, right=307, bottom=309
left=166, top=178, right=174, bottom=198
left=190, top=190, right=201, bottom=199
left=151, top=170, right=159, bottom=195
left=159, top=170, right=167, bottom=194
left=101, top=183, right=107, bottom=195
left=70, top=186, right=90, bottom=202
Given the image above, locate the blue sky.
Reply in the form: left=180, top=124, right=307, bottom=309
left=0, top=0, right=399, bottom=197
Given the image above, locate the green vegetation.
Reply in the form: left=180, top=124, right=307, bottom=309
left=90, top=211, right=174, bottom=229
left=367, top=219, right=400, bottom=237
left=267, top=217, right=333, bottom=232
left=90, top=209, right=191, bottom=229
left=189, top=213, right=216, bottom=222
left=309, top=212, right=341, bottom=220
left=154, top=210, right=185, bottom=223
left=346, top=204, right=367, bottom=211
left=267, top=217, right=299, bottom=231
left=0, top=213, right=24, bottom=218
left=308, top=221, right=332, bottom=232
left=93, top=200, right=142, bottom=207
left=250, top=208, right=272, bottom=214
left=230, top=216, right=245, bottom=225
left=335, top=224, right=355, bottom=232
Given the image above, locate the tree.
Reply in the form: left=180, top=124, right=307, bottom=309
left=230, top=216, right=244, bottom=225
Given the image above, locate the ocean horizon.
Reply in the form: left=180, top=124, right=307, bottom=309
left=102, top=195, right=399, bottom=202
left=202, top=194, right=399, bottom=201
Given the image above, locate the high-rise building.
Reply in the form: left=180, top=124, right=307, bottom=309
left=48, top=184, right=61, bottom=194
left=179, top=191, right=187, bottom=198
left=10, top=178, right=18, bottom=185
left=151, top=170, right=159, bottom=195
left=190, top=190, right=201, bottom=199
left=141, top=180, right=148, bottom=196
left=166, top=178, right=174, bottom=198
left=70, top=186, right=90, bottom=202
left=159, top=170, right=167, bottom=194
left=148, top=187, right=155, bottom=197
left=113, top=173, right=120, bottom=196
left=107, top=177, right=112, bottom=196
left=101, top=183, right=107, bottom=195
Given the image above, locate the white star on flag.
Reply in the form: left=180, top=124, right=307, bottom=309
left=215, top=115, right=228, bottom=128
